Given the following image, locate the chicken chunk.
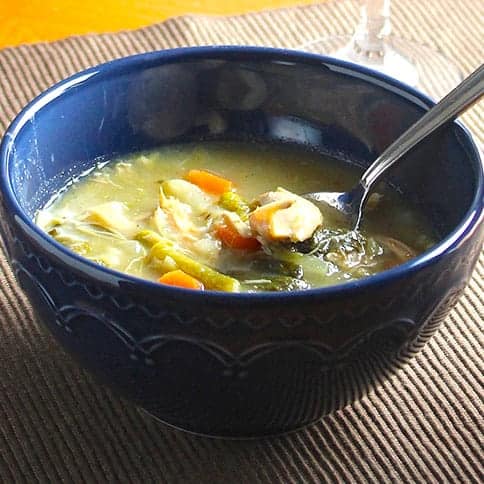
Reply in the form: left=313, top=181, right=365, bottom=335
left=249, top=188, right=322, bottom=243
left=82, top=201, right=137, bottom=237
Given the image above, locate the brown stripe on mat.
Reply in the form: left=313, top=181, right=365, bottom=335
left=0, top=0, right=482, bottom=482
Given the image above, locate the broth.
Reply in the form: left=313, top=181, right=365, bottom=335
left=36, top=142, right=435, bottom=292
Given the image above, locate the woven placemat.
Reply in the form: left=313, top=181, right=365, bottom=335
left=0, top=0, right=482, bottom=482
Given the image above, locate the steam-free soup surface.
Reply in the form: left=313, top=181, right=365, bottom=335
left=37, top=142, right=435, bottom=292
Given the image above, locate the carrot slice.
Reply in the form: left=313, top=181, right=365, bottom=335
left=216, top=224, right=260, bottom=251
left=159, top=269, right=204, bottom=290
left=186, top=169, right=233, bottom=195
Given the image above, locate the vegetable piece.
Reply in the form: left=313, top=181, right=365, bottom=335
left=269, top=248, right=342, bottom=287
left=324, top=231, right=380, bottom=269
left=246, top=254, right=303, bottom=279
left=292, top=226, right=327, bottom=254
left=222, top=211, right=253, bottom=238
left=49, top=228, right=92, bottom=256
left=161, top=179, right=212, bottom=214
left=149, top=254, right=179, bottom=273
left=218, top=191, right=251, bottom=221
left=215, top=223, right=260, bottom=251
left=186, top=169, right=233, bottom=195
left=294, top=227, right=383, bottom=262
left=217, top=251, right=303, bottom=282
left=241, top=275, right=311, bottom=292
left=159, top=270, right=204, bottom=290
left=249, top=188, right=322, bottom=243
left=136, top=230, right=240, bottom=292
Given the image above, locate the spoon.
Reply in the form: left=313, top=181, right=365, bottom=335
left=304, top=63, right=484, bottom=229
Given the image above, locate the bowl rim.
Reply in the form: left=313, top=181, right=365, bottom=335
left=1, top=45, right=482, bottom=303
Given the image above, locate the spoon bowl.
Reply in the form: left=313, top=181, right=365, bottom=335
left=304, top=64, right=484, bottom=229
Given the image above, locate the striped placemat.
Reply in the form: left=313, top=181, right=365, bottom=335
left=0, top=0, right=482, bottom=481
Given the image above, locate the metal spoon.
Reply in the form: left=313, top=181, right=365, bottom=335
left=304, top=63, right=484, bottom=230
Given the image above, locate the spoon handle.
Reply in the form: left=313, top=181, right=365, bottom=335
left=359, top=63, right=484, bottom=191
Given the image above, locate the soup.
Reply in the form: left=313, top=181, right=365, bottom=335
left=36, top=142, right=435, bottom=292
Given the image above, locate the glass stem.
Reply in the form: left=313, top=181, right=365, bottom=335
left=353, top=0, right=391, bottom=57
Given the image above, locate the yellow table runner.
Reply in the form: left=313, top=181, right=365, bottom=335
left=0, top=0, right=320, bottom=48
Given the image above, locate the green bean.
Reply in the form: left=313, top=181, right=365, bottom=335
left=136, top=230, right=240, bottom=292
left=218, top=191, right=251, bottom=221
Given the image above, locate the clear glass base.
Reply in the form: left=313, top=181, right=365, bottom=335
left=300, top=35, right=463, bottom=100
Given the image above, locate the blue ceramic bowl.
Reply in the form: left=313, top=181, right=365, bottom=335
left=0, top=47, right=482, bottom=437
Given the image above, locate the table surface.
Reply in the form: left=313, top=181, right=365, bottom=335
left=0, top=1, right=482, bottom=481
left=0, top=0, right=318, bottom=49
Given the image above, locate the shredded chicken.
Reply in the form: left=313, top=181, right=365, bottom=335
left=82, top=201, right=137, bottom=237
left=159, top=187, right=200, bottom=238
